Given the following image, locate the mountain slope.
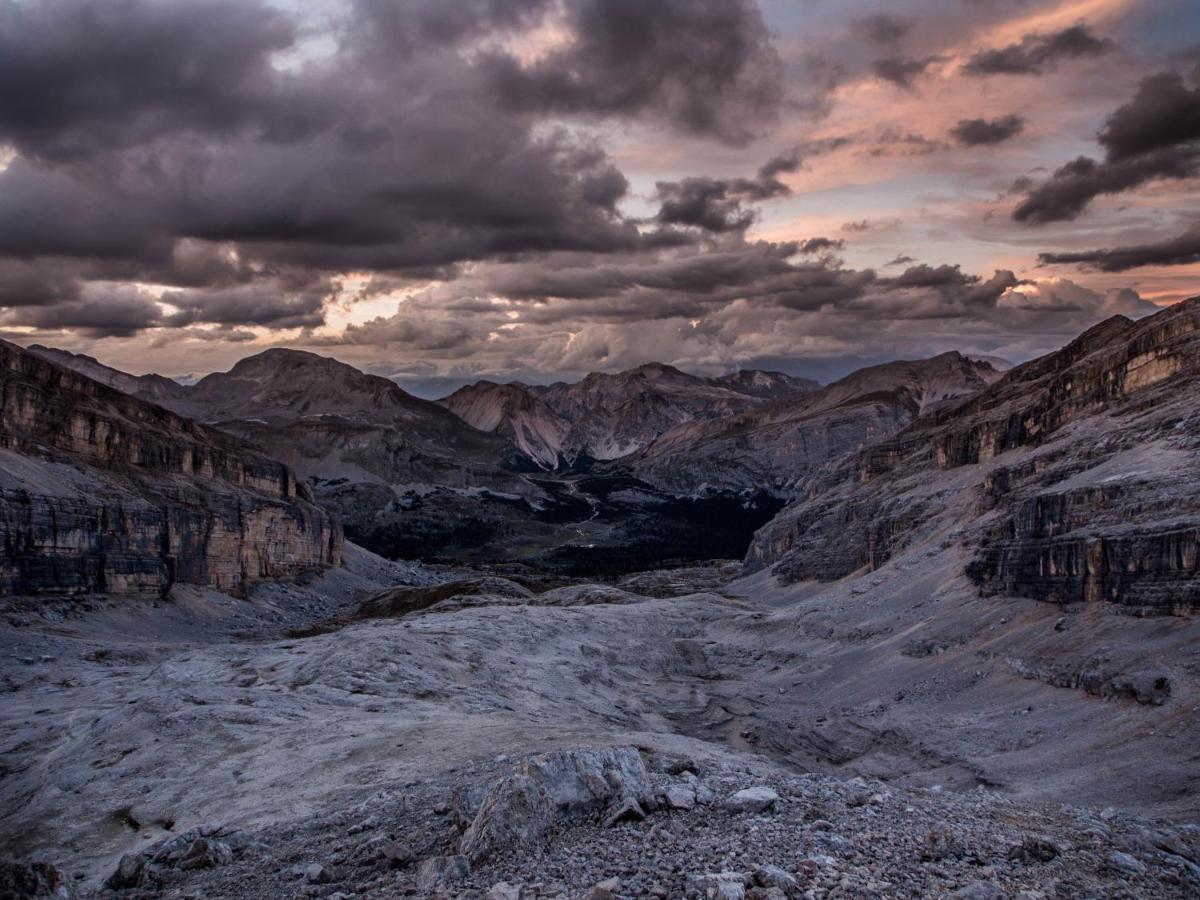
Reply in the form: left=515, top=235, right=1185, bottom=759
left=439, top=381, right=571, bottom=468
left=0, top=340, right=340, bottom=597
left=746, top=298, right=1200, bottom=612
left=443, top=363, right=819, bottom=467
left=27, top=344, right=189, bottom=405
left=622, top=352, right=1000, bottom=494
left=708, top=368, right=820, bottom=399
left=534, top=362, right=814, bottom=461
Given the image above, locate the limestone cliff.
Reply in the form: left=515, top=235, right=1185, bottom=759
left=0, top=340, right=341, bottom=597
left=746, top=298, right=1200, bottom=613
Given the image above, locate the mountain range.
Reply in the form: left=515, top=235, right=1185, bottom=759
left=439, top=363, right=819, bottom=468
left=4, top=299, right=1200, bottom=896
left=23, top=345, right=996, bottom=570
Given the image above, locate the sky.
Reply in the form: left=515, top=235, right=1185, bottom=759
left=1, top=0, right=1198, bottom=396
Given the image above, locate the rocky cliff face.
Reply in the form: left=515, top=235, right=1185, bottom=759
left=524, top=363, right=817, bottom=463
left=746, top=298, right=1200, bottom=613
left=0, top=340, right=340, bottom=597
left=622, top=352, right=999, bottom=495
left=439, top=381, right=571, bottom=469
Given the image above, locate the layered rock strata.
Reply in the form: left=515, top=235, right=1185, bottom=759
left=747, top=298, right=1200, bottom=613
left=0, top=340, right=340, bottom=597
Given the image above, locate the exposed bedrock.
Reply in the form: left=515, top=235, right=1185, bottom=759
left=745, top=298, right=1200, bottom=613
left=0, top=340, right=340, bottom=597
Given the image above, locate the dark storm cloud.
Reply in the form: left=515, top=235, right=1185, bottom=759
left=1, top=286, right=163, bottom=338
left=1014, top=72, right=1200, bottom=223
left=484, top=0, right=784, bottom=145
left=0, top=0, right=305, bottom=162
left=851, top=13, right=912, bottom=46
left=797, top=237, right=844, bottom=254
left=950, top=115, right=1025, bottom=146
left=872, top=56, right=939, bottom=89
left=962, top=25, right=1113, bottom=76
left=653, top=142, right=850, bottom=233
left=1097, top=72, right=1200, bottom=162
left=352, top=0, right=552, bottom=55
left=655, top=179, right=759, bottom=233
left=1038, top=223, right=1200, bottom=271
left=0, top=0, right=789, bottom=335
left=162, top=283, right=329, bottom=330
left=885, top=265, right=1019, bottom=307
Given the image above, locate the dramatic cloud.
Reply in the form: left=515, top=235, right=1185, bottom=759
left=0, top=285, right=162, bottom=338
left=485, top=0, right=784, bottom=145
left=852, top=13, right=912, bottom=46
left=962, top=25, right=1113, bottom=76
left=1014, top=72, right=1200, bottom=223
left=653, top=142, right=851, bottom=233
left=0, top=0, right=1189, bottom=383
left=0, top=0, right=302, bottom=162
left=1038, top=223, right=1200, bottom=272
left=950, top=115, right=1025, bottom=146
left=872, top=56, right=939, bottom=89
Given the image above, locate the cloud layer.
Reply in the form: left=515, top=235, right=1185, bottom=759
left=0, top=0, right=1193, bottom=386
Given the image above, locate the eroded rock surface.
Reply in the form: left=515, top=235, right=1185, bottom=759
left=0, top=340, right=340, bottom=597
left=747, top=298, right=1200, bottom=613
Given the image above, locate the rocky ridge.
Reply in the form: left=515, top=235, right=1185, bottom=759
left=0, top=340, right=340, bottom=597
left=442, top=364, right=819, bottom=469
left=439, top=381, right=571, bottom=469
left=524, top=364, right=818, bottom=464
left=746, top=298, right=1200, bottom=613
left=622, top=352, right=999, bottom=495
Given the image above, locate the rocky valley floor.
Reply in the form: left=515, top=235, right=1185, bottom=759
left=2, top=541, right=1199, bottom=898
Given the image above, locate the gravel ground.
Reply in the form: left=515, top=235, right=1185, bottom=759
left=63, top=746, right=1199, bottom=899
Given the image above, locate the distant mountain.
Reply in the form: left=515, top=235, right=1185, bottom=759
left=443, top=363, right=819, bottom=467
left=708, top=369, right=820, bottom=399
left=621, top=352, right=1000, bottom=494
left=27, top=344, right=188, bottom=405
left=0, top=340, right=340, bottom=597
left=439, top=380, right=570, bottom=469
left=746, top=298, right=1200, bottom=613
left=31, top=346, right=528, bottom=482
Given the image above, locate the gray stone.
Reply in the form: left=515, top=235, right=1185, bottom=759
left=664, top=783, right=696, bottom=810
left=752, top=863, right=799, bottom=896
left=304, top=863, right=334, bottom=884
left=951, top=882, right=1001, bottom=900
left=724, top=787, right=779, bottom=814
left=687, top=872, right=748, bottom=899
left=487, top=881, right=525, bottom=900
left=1107, top=850, right=1146, bottom=875
left=583, top=877, right=621, bottom=900
left=460, top=747, right=654, bottom=861
left=416, top=855, right=471, bottom=894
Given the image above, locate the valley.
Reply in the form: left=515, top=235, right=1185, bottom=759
left=2, top=301, right=1200, bottom=898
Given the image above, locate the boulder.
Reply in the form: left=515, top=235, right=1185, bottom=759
left=687, top=871, right=749, bottom=899
left=664, top=782, right=697, bottom=810
left=460, top=747, right=654, bottom=861
left=416, top=855, right=471, bottom=895
left=487, top=882, right=525, bottom=900
left=724, top=787, right=779, bottom=814
left=583, top=877, right=622, bottom=900
left=460, top=774, right=555, bottom=862
left=751, top=863, right=800, bottom=896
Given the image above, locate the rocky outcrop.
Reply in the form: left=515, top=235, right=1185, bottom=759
left=455, top=747, right=656, bottom=863
left=746, top=299, right=1200, bottom=612
left=439, top=381, right=571, bottom=469
left=624, top=352, right=999, bottom=495
left=525, top=363, right=815, bottom=463
left=0, top=340, right=340, bottom=597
